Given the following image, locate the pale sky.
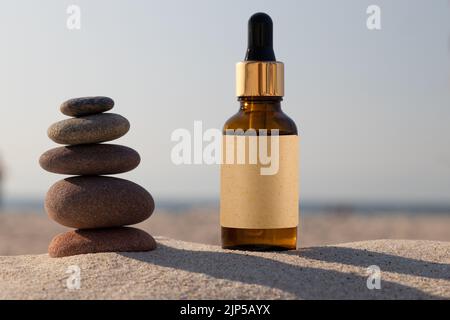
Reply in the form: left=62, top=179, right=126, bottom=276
left=0, top=0, right=449, bottom=204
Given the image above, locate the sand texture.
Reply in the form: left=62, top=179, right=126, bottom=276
left=0, top=238, right=448, bottom=299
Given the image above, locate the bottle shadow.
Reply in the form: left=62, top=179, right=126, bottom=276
left=119, top=243, right=443, bottom=299
left=289, top=245, right=450, bottom=281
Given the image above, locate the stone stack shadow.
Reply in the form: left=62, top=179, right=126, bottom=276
left=39, top=96, right=156, bottom=258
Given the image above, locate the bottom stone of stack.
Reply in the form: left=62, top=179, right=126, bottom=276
left=48, top=227, right=157, bottom=258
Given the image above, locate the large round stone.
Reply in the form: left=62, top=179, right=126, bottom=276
left=39, top=144, right=140, bottom=175
left=45, top=176, right=154, bottom=229
left=47, top=113, right=130, bottom=145
left=60, top=96, right=114, bottom=117
left=48, top=227, right=157, bottom=258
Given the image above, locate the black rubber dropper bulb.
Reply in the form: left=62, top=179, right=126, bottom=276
left=245, top=12, right=276, bottom=61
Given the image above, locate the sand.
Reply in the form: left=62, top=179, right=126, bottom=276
left=2, top=210, right=450, bottom=255
left=0, top=238, right=449, bottom=299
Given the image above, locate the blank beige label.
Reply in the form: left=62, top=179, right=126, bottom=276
left=220, top=135, right=299, bottom=229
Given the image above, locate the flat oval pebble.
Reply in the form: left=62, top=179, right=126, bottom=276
left=45, top=176, right=154, bottom=229
left=47, top=113, right=130, bottom=145
left=39, top=144, right=140, bottom=175
left=48, top=227, right=157, bottom=258
left=60, top=96, right=114, bottom=117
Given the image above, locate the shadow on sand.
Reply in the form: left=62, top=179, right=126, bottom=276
left=119, top=242, right=447, bottom=299
left=290, top=245, right=450, bottom=281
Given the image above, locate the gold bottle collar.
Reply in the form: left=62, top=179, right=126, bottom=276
left=236, top=61, right=284, bottom=97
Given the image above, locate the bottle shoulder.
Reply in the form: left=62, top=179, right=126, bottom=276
left=223, top=109, right=298, bottom=135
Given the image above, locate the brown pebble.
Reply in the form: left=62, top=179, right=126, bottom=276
left=45, top=176, right=154, bottom=229
left=48, top=227, right=156, bottom=258
left=60, top=96, right=114, bottom=117
left=47, top=113, right=130, bottom=145
left=39, top=144, right=140, bottom=175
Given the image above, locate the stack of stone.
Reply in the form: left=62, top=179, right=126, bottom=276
left=39, top=96, right=157, bottom=258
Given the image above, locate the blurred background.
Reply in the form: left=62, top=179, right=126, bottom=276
left=0, top=0, right=449, bottom=255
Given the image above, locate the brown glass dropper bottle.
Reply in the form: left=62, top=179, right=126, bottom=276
left=220, top=13, right=299, bottom=250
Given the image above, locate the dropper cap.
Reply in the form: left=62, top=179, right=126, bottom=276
left=236, top=13, right=284, bottom=97
left=245, top=12, right=276, bottom=61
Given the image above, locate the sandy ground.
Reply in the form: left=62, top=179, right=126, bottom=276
left=0, top=238, right=448, bottom=299
left=1, top=209, right=450, bottom=255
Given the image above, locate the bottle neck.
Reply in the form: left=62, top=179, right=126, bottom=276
left=238, top=96, right=283, bottom=112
